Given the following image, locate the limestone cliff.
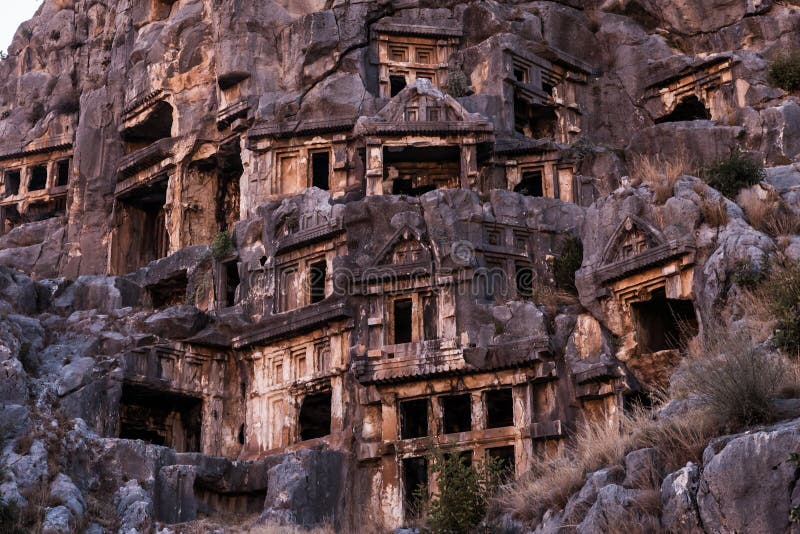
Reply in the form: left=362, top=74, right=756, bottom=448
left=0, top=0, right=798, bottom=533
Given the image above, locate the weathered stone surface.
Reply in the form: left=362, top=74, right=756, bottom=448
left=142, top=305, right=209, bottom=339
left=661, top=463, right=703, bottom=534
left=262, top=450, right=345, bottom=527
left=696, top=417, right=800, bottom=533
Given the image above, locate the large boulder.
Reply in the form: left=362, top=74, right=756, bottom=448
left=142, top=305, right=210, bottom=339
left=696, top=417, right=800, bottom=533
left=261, top=449, right=345, bottom=528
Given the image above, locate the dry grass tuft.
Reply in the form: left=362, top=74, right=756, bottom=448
left=693, top=182, right=729, bottom=227
left=737, top=188, right=800, bottom=237
left=671, top=323, right=799, bottom=431
left=630, top=150, right=695, bottom=204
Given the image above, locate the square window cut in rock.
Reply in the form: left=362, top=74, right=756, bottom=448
left=400, top=398, right=428, bottom=439
left=486, top=445, right=515, bottom=477
left=3, top=169, right=20, bottom=197
left=118, top=383, right=203, bottom=452
left=385, top=146, right=460, bottom=196
left=298, top=391, right=332, bottom=441
left=114, top=178, right=169, bottom=272
left=631, top=288, right=698, bottom=352
left=402, top=456, right=428, bottom=519
left=28, top=164, right=47, bottom=191
left=485, top=388, right=514, bottom=429
left=441, top=394, right=471, bottom=434
left=148, top=270, right=188, bottom=308
left=56, top=159, right=70, bottom=187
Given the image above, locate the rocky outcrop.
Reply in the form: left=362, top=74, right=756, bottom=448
left=526, top=417, right=800, bottom=534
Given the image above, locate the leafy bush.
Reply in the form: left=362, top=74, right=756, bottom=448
left=443, top=67, right=469, bottom=98
left=211, top=230, right=234, bottom=259
left=703, top=150, right=765, bottom=199
left=732, top=258, right=767, bottom=289
left=760, top=258, right=800, bottom=356
left=0, top=499, right=25, bottom=534
left=416, top=450, right=504, bottom=534
left=553, top=234, right=583, bottom=295
left=768, top=52, right=800, bottom=92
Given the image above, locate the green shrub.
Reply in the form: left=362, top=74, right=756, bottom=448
left=443, top=67, right=469, bottom=98
left=703, top=150, right=765, bottom=199
left=553, top=234, right=583, bottom=295
left=416, top=450, right=505, bottom=534
left=731, top=257, right=767, bottom=289
left=211, top=230, right=234, bottom=259
left=0, top=499, right=25, bottom=534
left=768, top=53, right=800, bottom=92
left=760, top=259, right=800, bottom=356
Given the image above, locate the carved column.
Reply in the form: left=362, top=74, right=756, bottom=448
left=366, top=138, right=384, bottom=196
left=460, top=139, right=478, bottom=191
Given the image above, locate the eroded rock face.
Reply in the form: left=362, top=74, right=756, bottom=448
left=0, top=0, right=799, bottom=532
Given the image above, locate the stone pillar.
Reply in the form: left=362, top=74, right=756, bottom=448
left=380, top=393, right=402, bottom=527
left=471, top=391, right=485, bottom=431
left=460, top=140, right=478, bottom=191
left=366, top=138, right=384, bottom=196
left=513, top=383, right=532, bottom=476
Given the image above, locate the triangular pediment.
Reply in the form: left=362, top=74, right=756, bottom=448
left=374, top=80, right=487, bottom=124
left=600, top=216, right=667, bottom=266
left=372, top=226, right=431, bottom=268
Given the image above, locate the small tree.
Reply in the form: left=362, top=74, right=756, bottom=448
left=703, top=149, right=765, bottom=199
left=553, top=234, right=583, bottom=295
left=415, top=450, right=506, bottom=534
left=768, top=52, right=800, bottom=92
left=211, top=230, right=234, bottom=259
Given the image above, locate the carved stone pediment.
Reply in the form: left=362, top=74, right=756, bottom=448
left=600, top=216, right=666, bottom=267
left=372, top=226, right=431, bottom=268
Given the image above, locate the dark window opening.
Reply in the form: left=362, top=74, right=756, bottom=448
left=422, top=295, right=437, bottom=341
left=4, top=170, right=21, bottom=197
left=393, top=298, right=413, bottom=344
left=56, top=159, right=70, bottom=187
left=309, top=260, right=327, bottom=304
left=515, top=265, right=534, bottom=299
left=223, top=260, right=240, bottom=307
left=119, top=383, right=202, bottom=452
left=542, top=82, right=554, bottom=96
left=0, top=205, right=21, bottom=236
left=513, top=68, right=527, bottom=83
left=631, top=289, right=698, bottom=352
left=147, top=271, right=188, bottom=308
left=403, top=457, right=428, bottom=519
left=514, top=97, right=557, bottom=139
left=216, top=140, right=243, bottom=233
left=114, top=179, right=169, bottom=273
left=385, top=145, right=460, bottom=196
left=446, top=450, right=473, bottom=472
left=400, top=398, right=428, bottom=439
left=193, top=483, right=266, bottom=519
left=655, top=95, right=711, bottom=124
left=486, top=388, right=514, bottom=429
left=26, top=197, right=67, bottom=222
left=298, top=391, right=331, bottom=441
left=441, top=394, right=472, bottom=434
left=487, top=446, right=515, bottom=478
left=514, top=170, right=544, bottom=197
left=28, top=165, right=47, bottom=191
left=121, top=100, right=174, bottom=150
left=624, top=390, right=653, bottom=414
left=311, top=151, right=330, bottom=191
left=390, top=75, right=407, bottom=97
